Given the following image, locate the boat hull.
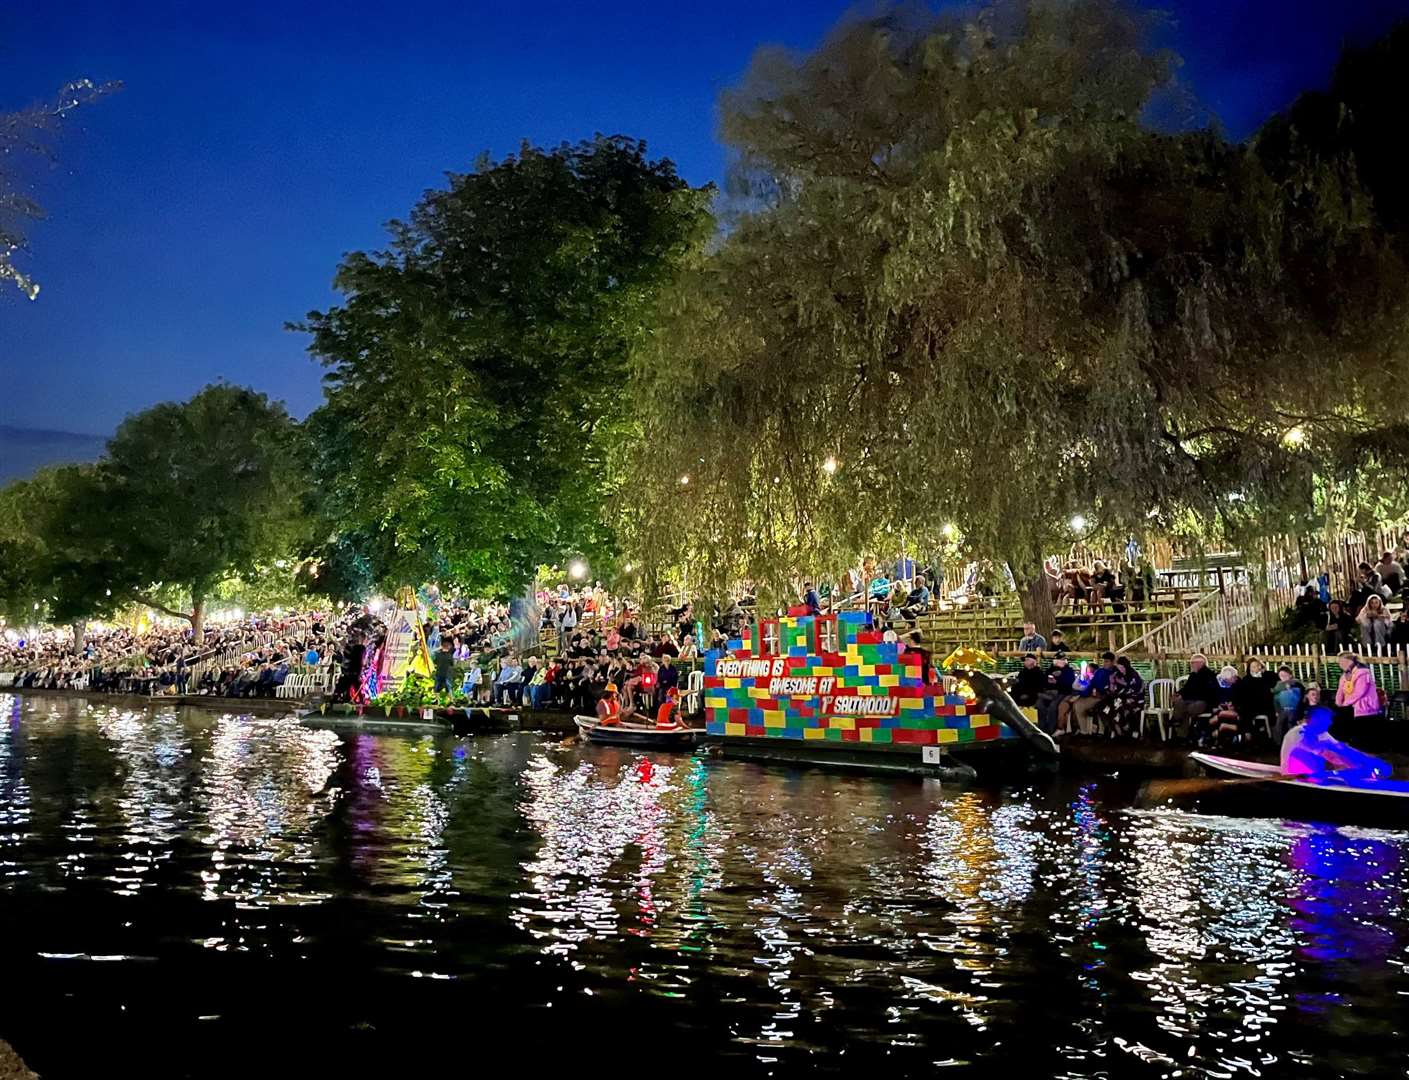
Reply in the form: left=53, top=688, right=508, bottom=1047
left=574, top=716, right=701, bottom=750
left=1178, top=752, right=1409, bottom=828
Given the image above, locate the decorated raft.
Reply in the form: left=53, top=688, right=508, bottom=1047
left=700, top=611, right=1057, bottom=778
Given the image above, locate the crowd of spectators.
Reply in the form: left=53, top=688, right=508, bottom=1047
left=1290, top=551, right=1409, bottom=652
left=2, top=610, right=349, bottom=697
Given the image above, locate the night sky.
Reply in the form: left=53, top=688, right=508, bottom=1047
left=3, top=0, right=1408, bottom=441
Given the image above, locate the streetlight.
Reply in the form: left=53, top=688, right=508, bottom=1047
left=1282, top=426, right=1306, bottom=447
left=678, top=474, right=690, bottom=486
left=1070, top=515, right=1087, bottom=533
left=941, top=523, right=956, bottom=539
left=822, top=456, right=838, bottom=475
left=569, top=560, right=588, bottom=581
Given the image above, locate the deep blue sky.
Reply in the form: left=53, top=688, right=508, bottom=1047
left=4, top=0, right=1408, bottom=438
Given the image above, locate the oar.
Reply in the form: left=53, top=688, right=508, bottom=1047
left=1142, top=771, right=1306, bottom=801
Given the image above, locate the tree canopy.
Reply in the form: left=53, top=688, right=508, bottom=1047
left=97, top=384, right=307, bottom=640
left=622, top=0, right=1409, bottom=616
left=1, top=77, right=115, bottom=300
left=298, top=135, right=714, bottom=597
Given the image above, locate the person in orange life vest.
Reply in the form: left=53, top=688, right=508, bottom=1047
left=597, top=682, right=622, bottom=726
left=655, top=686, right=682, bottom=729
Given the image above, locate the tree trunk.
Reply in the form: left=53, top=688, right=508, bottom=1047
left=1017, top=565, right=1057, bottom=639
left=70, top=619, right=86, bottom=658
left=191, top=595, right=206, bottom=646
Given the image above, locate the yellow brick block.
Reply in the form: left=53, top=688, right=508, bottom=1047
left=970, top=716, right=993, bottom=729
left=857, top=665, right=876, bottom=677
left=704, top=696, right=727, bottom=710
left=878, top=675, right=899, bottom=687
left=900, top=698, right=925, bottom=710
left=724, top=678, right=741, bottom=689
left=1020, top=706, right=1039, bottom=722
left=763, top=713, right=787, bottom=728
left=725, top=723, right=747, bottom=737
left=830, top=716, right=856, bottom=730
left=937, top=728, right=959, bottom=743
left=860, top=728, right=875, bottom=742
left=811, top=668, right=833, bottom=677
left=748, top=686, right=772, bottom=699
left=804, top=727, right=826, bottom=740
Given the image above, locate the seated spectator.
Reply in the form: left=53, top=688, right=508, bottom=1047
left=1047, top=629, right=1069, bottom=655
left=1170, top=653, right=1219, bottom=737
left=1349, top=563, right=1381, bottom=614
left=1323, top=600, right=1355, bottom=653
left=1232, top=658, right=1276, bottom=730
left=1068, top=652, right=1116, bottom=735
left=1392, top=606, right=1409, bottom=650
left=1017, top=621, right=1046, bottom=653
left=1204, top=665, right=1241, bottom=745
left=801, top=582, right=821, bottom=616
left=1010, top=654, right=1047, bottom=707
left=678, top=633, right=699, bottom=661
left=494, top=656, right=522, bottom=705
left=1096, top=655, right=1144, bottom=738
left=1375, top=551, right=1404, bottom=595
left=1293, top=585, right=1326, bottom=628
left=650, top=633, right=679, bottom=659
left=1037, top=654, right=1076, bottom=733
left=1358, top=594, right=1392, bottom=649
left=461, top=661, right=484, bottom=702
left=656, top=653, right=679, bottom=706
left=529, top=659, right=552, bottom=709
left=1272, top=665, right=1303, bottom=741
left=900, top=580, right=930, bottom=619
left=1088, top=561, right=1118, bottom=611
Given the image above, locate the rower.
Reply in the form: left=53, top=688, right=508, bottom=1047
left=1280, top=705, right=1391, bottom=780
left=597, top=682, right=622, bottom=726
left=655, top=686, right=681, bottom=730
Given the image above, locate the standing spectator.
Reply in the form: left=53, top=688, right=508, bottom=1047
left=1170, top=654, right=1220, bottom=737
left=801, top=582, right=822, bottom=616
left=1017, top=621, right=1047, bottom=653
left=1358, top=594, right=1393, bottom=649
left=1334, top=651, right=1382, bottom=742
left=1323, top=600, right=1355, bottom=653
left=432, top=638, right=455, bottom=694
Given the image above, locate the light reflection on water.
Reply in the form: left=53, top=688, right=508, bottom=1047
left=1, top=693, right=1407, bottom=1077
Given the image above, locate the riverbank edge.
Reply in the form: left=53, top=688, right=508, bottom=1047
left=0, top=1040, right=36, bottom=1080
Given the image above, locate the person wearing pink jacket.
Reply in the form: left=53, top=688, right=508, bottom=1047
left=1335, top=652, right=1381, bottom=717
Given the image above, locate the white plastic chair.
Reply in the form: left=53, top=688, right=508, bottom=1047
left=1141, top=678, right=1174, bottom=741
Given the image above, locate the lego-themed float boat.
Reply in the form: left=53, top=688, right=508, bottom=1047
left=701, top=611, right=1057, bottom=779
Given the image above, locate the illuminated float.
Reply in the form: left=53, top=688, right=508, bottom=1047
left=701, top=610, right=1057, bottom=777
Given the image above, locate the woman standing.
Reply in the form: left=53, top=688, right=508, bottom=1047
left=1334, top=651, right=1382, bottom=745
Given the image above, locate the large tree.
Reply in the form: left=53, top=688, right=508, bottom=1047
left=0, top=465, right=126, bottom=650
left=623, top=0, right=1409, bottom=621
left=100, top=384, right=308, bottom=643
left=297, top=135, right=713, bottom=596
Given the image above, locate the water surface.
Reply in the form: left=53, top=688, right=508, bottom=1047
left=1, top=693, right=1406, bottom=1077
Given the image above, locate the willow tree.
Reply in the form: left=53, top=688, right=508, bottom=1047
left=624, top=0, right=1409, bottom=624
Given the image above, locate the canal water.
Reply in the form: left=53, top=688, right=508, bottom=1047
left=1, top=694, right=1405, bottom=1078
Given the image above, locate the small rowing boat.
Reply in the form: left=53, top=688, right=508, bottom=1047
left=1160, top=752, right=1409, bottom=828
left=574, top=715, right=701, bottom=750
